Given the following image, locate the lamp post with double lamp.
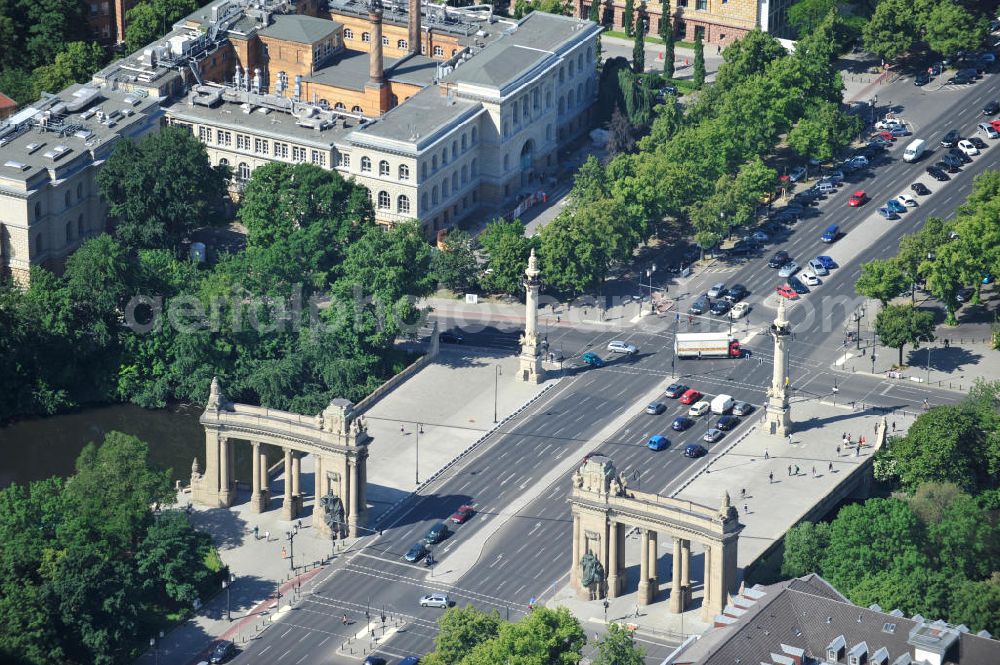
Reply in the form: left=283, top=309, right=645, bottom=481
left=286, top=530, right=296, bottom=571
left=222, top=571, right=236, bottom=621
left=926, top=346, right=932, bottom=384
left=852, top=306, right=865, bottom=350
left=646, top=264, right=657, bottom=311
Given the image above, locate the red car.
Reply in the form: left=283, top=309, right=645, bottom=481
left=678, top=389, right=703, bottom=405
left=776, top=284, right=797, bottom=299
left=450, top=505, right=475, bottom=524
left=848, top=190, right=868, bottom=207
left=876, top=130, right=896, bottom=142
left=991, top=119, right=1000, bottom=132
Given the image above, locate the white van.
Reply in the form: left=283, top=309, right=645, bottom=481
left=903, top=139, right=927, bottom=163
left=710, top=394, right=735, bottom=415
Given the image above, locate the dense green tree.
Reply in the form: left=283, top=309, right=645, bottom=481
left=862, top=0, right=916, bottom=60
left=608, top=106, right=636, bottom=155
left=950, top=579, right=1000, bottom=635
left=21, top=0, right=90, bottom=71
left=539, top=206, right=613, bottom=294
left=786, top=101, right=862, bottom=164
left=432, top=230, right=479, bottom=292
left=787, top=0, right=838, bottom=38
left=428, top=605, right=503, bottom=664
left=513, top=0, right=571, bottom=18
left=461, top=607, right=585, bottom=665
left=929, top=493, right=1000, bottom=581
left=125, top=0, right=200, bottom=54
left=98, top=126, right=229, bottom=251
left=479, top=219, right=532, bottom=295
left=905, top=481, right=965, bottom=524
left=31, top=41, right=105, bottom=97
left=692, top=33, right=705, bottom=88
left=623, top=0, right=634, bottom=36
left=855, top=258, right=909, bottom=305
left=781, top=521, right=831, bottom=577
left=875, top=304, right=935, bottom=366
left=924, top=1, right=986, bottom=58
left=632, top=15, right=645, bottom=73
left=661, top=11, right=674, bottom=78
left=137, top=511, right=215, bottom=605
left=593, top=622, right=645, bottom=665
left=588, top=0, right=600, bottom=23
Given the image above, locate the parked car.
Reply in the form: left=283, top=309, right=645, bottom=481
left=958, top=139, right=980, bottom=156
left=581, top=352, right=605, bottom=367
left=210, top=641, right=236, bottom=664
left=730, top=302, right=750, bottom=320
left=689, top=401, right=711, bottom=417
left=914, top=71, right=930, bottom=86
left=768, top=251, right=790, bottom=268
left=424, top=523, right=450, bottom=544
left=703, top=428, right=724, bottom=443
left=646, top=402, right=667, bottom=415
left=363, top=657, right=387, bottom=665
left=956, top=287, right=975, bottom=303
left=948, top=147, right=972, bottom=163
left=684, top=443, right=708, bottom=458
left=788, top=166, right=807, bottom=182
left=808, top=258, right=829, bottom=276
left=849, top=190, right=868, bottom=206
left=776, top=283, right=797, bottom=299
left=877, top=206, right=899, bottom=220
left=979, top=122, right=1000, bottom=139
left=926, top=166, right=950, bottom=181
left=886, top=199, right=907, bottom=214
left=985, top=100, right=1000, bottom=115
left=405, top=542, right=428, bottom=562
left=707, top=282, right=727, bottom=299
left=679, top=389, right=703, bottom=405
left=787, top=276, right=809, bottom=294
left=911, top=182, right=932, bottom=195
left=751, top=230, right=770, bottom=242
left=664, top=383, right=688, bottom=398
left=439, top=332, right=464, bottom=344
left=941, top=129, right=961, bottom=147
left=420, top=593, right=451, bottom=608
left=897, top=193, right=917, bottom=207
left=607, top=340, right=638, bottom=354
left=889, top=125, right=910, bottom=137
left=801, top=270, right=821, bottom=286
left=724, top=284, right=749, bottom=301
left=732, top=401, right=754, bottom=416
left=672, top=416, right=694, bottom=431
left=969, top=136, right=988, bottom=150
left=710, top=299, right=732, bottom=316
left=815, top=255, right=836, bottom=270
left=716, top=415, right=740, bottom=431
left=689, top=295, right=710, bottom=315
left=778, top=261, right=800, bottom=277
left=450, top=504, right=475, bottom=524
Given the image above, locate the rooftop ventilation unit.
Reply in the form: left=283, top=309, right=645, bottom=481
left=73, top=129, right=93, bottom=141
left=24, top=142, right=43, bottom=154
left=65, top=86, right=101, bottom=113
left=3, top=160, right=29, bottom=171
left=42, top=144, right=71, bottom=160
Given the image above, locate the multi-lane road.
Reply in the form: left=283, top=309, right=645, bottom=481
left=229, top=72, right=992, bottom=665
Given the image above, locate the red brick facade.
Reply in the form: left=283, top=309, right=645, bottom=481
left=578, top=0, right=756, bottom=47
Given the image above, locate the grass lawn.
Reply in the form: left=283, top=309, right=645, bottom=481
left=602, top=30, right=695, bottom=50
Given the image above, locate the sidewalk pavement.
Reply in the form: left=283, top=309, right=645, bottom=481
left=547, top=399, right=915, bottom=641
left=140, top=347, right=554, bottom=664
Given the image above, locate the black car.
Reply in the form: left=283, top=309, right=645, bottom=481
left=926, top=166, right=950, bottom=181
left=969, top=136, right=988, bottom=150
left=439, top=332, right=463, bottom=344
left=949, top=71, right=974, bottom=84
left=724, top=284, right=749, bottom=302
left=363, top=658, right=387, bottom=665
left=985, top=100, right=1000, bottom=115
left=689, top=296, right=710, bottom=315
left=936, top=160, right=960, bottom=174
left=716, top=415, right=740, bottom=431
left=684, top=443, right=708, bottom=458
left=710, top=299, right=732, bottom=316
left=911, top=182, right=931, bottom=195
left=424, top=522, right=450, bottom=544
left=948, top=148, right=972, bottom=163
left=404, top=542, right=428, bottom=562
left=210, top=641, right=236, bottom=664
left=768, top=251, right=790, bottom=268
left=787, top=276, right=809, bottom=294
left=941, top=129, right=961, bottom=147
left=771, top=210, right=799, bottom=224
left=914, top=72, right=930, bottom=86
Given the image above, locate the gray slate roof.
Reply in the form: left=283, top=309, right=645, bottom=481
left=352, top=84, right=479, bottom=149
left=259, top=14, right=340, bottom=44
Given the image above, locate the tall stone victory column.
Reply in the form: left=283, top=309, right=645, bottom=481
left=764, top=297, right=792, bottom=436
left=517, top=249, right=545, bottom=384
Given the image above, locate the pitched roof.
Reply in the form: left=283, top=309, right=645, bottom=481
left=258, top=14, right=340, bottom=45
left=0, top=92, right=16, bottom=109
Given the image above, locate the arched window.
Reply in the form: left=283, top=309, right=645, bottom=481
left=576, top=83, right=583, bottom=104
left=461, top=165, right=467, bottom=184
left=421, top=163, right=427, bottom=179
left=351, top=105, right=362, bottom=113
left=219, top=158, right=229, bottom=168
left=432, top=155, right=438, bottom=171
left=344, top=28, right=354, bottom=39
left=77, top=214, right=83, bottom=238
left=399, top=164, right=410, bottom=180
left=587, top=46, right=593, bottom=62
left=441, top=148, right=448, bottom=165
left=451, top=141, right=457, bottom=159
left=397, top=39, right=407, bottom=49
left=361, top=156, right=372, bottom=172
left=471, top=158, right=478, bottom=176
left=64, top=191, right=71, bottom=208
left=569, top=61, right=575, bottom=77
left=421, top=193, right=428, bottom=210
left=34, top=202, right=41, bottom=220
left=442, top=179, right=449, bottom=197
left=379, top=160, right=390, bottom=176
left=362, top=32, right=371, bottom=42
left=334, top=102, right=346, bottom=110
left=471, top=127, right=478, bottom=144
left=451, top=172, right=458, bottom=190
left=65, top=221, right=72, bottom=243
left=558, top=96, right=565, bottom=115
left=577, top=53, right=584, bottom=69
left=559, top=67, right=565, bottom=83
left=432, top=185, right=439, bottom=205
left=503, top=154, right=510, bottom=172
left=546, top=90, right=552, bottom=108
left=238, top=162, right=250, bottom=182
left=377, top=190, right=390, bottom=209
left=568, top=90, right=575, bottom=108
left=397, top=195, right=410, bottom=214
left=461, top=134, right=467, bottom=150
left=76, top=183, right=83, bottom=201
left=433, top=45, right=444, bottom=56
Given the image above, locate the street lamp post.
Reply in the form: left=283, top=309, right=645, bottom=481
left=286, top=530, right=296, bottom=571
left=646, top=264, right=657, bottom=311
left=926, top=346, right=931, bottom=384
left=853, top=306, right=865, bottom=350
left=670, top=313, right=678, bottom=378
left=415, top=423, right=423, bottom=485
left=150, top=638, right=156, bottom=665
left=222, top=572, right=236, bottom=621
left=871, top=326, right=877, bottom=374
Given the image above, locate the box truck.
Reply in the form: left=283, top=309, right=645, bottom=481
left=903, top=139, right=926, bottom=163
left=674, top=332, right=741, bottom=358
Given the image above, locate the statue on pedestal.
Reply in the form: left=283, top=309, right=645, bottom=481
left=319, top=489, right=346, bottom=539
left=580, top=551, right=606, bottom=600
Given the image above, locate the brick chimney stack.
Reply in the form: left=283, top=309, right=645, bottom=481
left=408, top=0, right=421, bottom=55
left=368, top=0, right=385, bottom=86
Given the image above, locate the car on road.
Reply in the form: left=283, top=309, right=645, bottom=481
left=684, top=443, right=708, bottom=458
left=992, top=119, right=1000, bottom=132
left=703, top=428, right=724, bottom=443
left=732, top=401, right=754, bottom=416
left=450, top=505, right=475, bottom=524
left=716, top=415, right=740, bottom=431
left=710, top=299, right=732, bottom=316
left=821, top=224, right=840, bottom=243
left=848, top=190, right=868, bottom=207
left=788, top=166, right=807, bottom=182
left=424, top=523, right=450, bottom=544
left=948, top=71, right=974, bottom=84
left=363, top=657, right=387, bottom=665
left=914, top=71, right=930, bottom=85
left=937, top=159, right=960, bottom=173
left=868, top=137, right=892, bottom=149
left=801, top=270, right=821, bottom=286
left=911, top=182, right=932, bottom=195
left=607, top=340, right=638, bottom=355
left=808, top=258, right=829, bottom=275
left=778, top=261, right=800, bottom=277
left=897, top=193, right=917, bottom=207
left=949, top=147, right=972, bottom=163
left=958, top=140, right=980, bottom=157
left=664, top=383, right=688, bottom=398
left=886, top=199, right=907, bottom=214
left=707, top=282, right=727, bottom=299
left=877, top=206, right=899, bottom=220
left=768, top=251, right=790, bottom=268
left=689, top=295, right=710, bottom=315
left=926, top=166, right=950, bottom=181
left=679, top=389, right=703, bottom=405
left=399, top=658, right=421, bottom=665
left=776, top=283, right=797, bottom=299
left=751, top=230, right=770, bottom=242
left=730, top=302, right=750, bottom=320
left=439, top=332, right=464, bottom=344
left=210, top=641, right=236, bottom=664
left=876, top=130, right=896, bottom=142
left=646, top=402, right=667, bottom=415
left=980, top=122, right=1000, bottom=139
left=724, top=284, right=749, bottom=302
left=581, top=352, right=605, bottom=367
left=889, top=125, right=910, bottom=137
left=941, top=129, right=961, bottom=147
left=969, top=136, right=988, bottom=150
left=420, top=593, right=451, bottom=608
left=815, top=255, right=836, bottom=270
left=404, top=542, right=428, bottom=562
left=672, top=416, right=695, bottom=431
left=647, top=435, right=670, bottom=451
left=787, top=275, right=809, bottom=294
left=689, top=401, right=711, bottom=417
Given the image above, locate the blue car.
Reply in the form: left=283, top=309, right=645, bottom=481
left=816, top=256, right=836, bottom=270
left=672, top=416, right=695, bottom=431
left=877, top=207, right=899, bottom=220
left=886, top=199, right=907, bottom=213
left=647, top=435, right=670, bottom=451
left=581, top=352, right=605, bottom=367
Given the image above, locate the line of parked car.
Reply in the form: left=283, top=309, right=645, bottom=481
left=688, top=283, right=750, bottom=319
left=645, top=384, right=755, bottom=458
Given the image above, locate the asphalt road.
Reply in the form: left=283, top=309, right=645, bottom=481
left=229, top=72, right=988, bottom=665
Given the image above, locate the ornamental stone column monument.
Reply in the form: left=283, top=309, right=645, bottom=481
left=764, top=297, right=792, bottom=436
left=517, top=248, right=545, bottom=384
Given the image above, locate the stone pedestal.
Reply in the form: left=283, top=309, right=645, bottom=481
left=517, top=249, right=546, bottom=384
left=765, top=298, right=793, bottom=437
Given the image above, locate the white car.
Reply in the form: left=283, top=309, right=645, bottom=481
left=420, top=593, right=450, bottom=608
left=807, top=258, right=829, bottom=276
left=689, top=401, right=711, bottom=417
left=707, top=282, right=726, bottom=298
left=607, top=340, right=638, bottom=355
left=958, top=140, right=980, bottom=156
left=789, top=166, right=807, bottom=182
left=751, top=230, right=769, bottom=242
left=875, top=118, right=904, bottom=130
left=801, top=270, right=821, bottom=286
left=897, top=193, right=918, bottom=207
left=730, top=302, right=750, bottom=320
left=778, top=261, right=800, bottom=277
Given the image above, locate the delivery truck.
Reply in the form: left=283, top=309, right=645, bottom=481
left=674, top=332, right=741, bottom=359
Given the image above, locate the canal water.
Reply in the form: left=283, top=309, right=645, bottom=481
left=0, top=403, right=207, bottom=489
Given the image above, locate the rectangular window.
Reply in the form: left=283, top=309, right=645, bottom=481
left=216, top=130, right=231, bottom=146
left=254, top=138, right=268, bottom=155
left=274, top=142, right=288, bottom=159
left=292, top=146, right=306, bottom=162
left=198, top=126, right=211, bottom=142
left=696, top=0, right=706, bottom=8
left=336, top=153, right=352, bottom=168
left=236, top=134, right=250, bottom=150
left=677, top=0, right=687, bottom=6
left=311, top=150, right=326, bottom=166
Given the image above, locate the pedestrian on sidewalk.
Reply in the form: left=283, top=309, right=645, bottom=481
left=743, top=503, right=749, bottom=514
left=768, top=471, right=774, bottom=484
left=265, top=530, right=270, bottom=542
left=811, top=466, right=816, bottom=478
left=855, top=446, right=860, bottom=457
left=342, top=614, right=348, bottom=625
left=836, top=445, right=841, bottom=456
left=717, top=44, right=721, bottom=54
left=787, top=434, right=793, bottom=445
left=892, top=421, right=896, bottom=432
left=740, top=488, right=746, bottom=499
left=253, top=525, right=259, bottom=540
left=828, top=461, right=833, bottom=472
left=787, top=464, right=792, bottom=476
left=794, top=464, right=800, bottom=475
left=764, top=448, right=769, bottom=459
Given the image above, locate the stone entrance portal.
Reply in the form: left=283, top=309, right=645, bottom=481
left=568, top=455, right=742, bottom=621
left=191, top=378, right=370, bottom=539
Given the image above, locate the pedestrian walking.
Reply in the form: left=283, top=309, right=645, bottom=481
left=847, top=433, right=852, bottom=444
left=635, top=605, right=640, bottom=618
left=892, top=421, right=896, bottom=432
left=764, top=448, right=769, bottom=459
left=836, top=445, right=841, bottom=456
left=768, top=471, right=774, bottom=484
left=855, top=445, right=860, bottom=457
left=828, top=461, right=833, bottom=472
left=787, top=434, right=793, bottom=445
left=794, top=464, right=800, bottom=475
left=787, top=464, right=792, bottom=476
left=253, top=525, right=259, bottom=540
left=281, top=545, right=287, bottom=558
left=264, top=530, right=270, bottom=542
left=743, top=503, right=749, bottom=514
left=740, top=488, right=746, bottom=499
left=811, top=466, right=816, bottom=477
left=342, top=614, right=348, bottom=625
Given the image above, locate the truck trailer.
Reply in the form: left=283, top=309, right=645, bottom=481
left=674, top=332, right=741, bottom=359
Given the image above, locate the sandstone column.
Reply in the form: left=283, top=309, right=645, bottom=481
left=258, top=443, right=270, bottom=510
left=607, top=521, right=619, bottom=598
left=571, top=514, right=582, bottom=593
left=670, top=537, right=683, bottom=613
left=291, top=453, right=301, bottom=502
left=648, top=530, right=659, bottom=600
left=703, top=544, right=713, bottom=619
left=638, top=529, right=650, bottom=606
left=348, top=459, right=360, bottom=537
left=218, top=437, right=233, bottom=506
left=282, top=447, right=295, bottom=520
left=681, top=539, right=691, bottom=606
left=312, top=455, right=325, bottom=533
left=250, top=441, right=265, bottom=513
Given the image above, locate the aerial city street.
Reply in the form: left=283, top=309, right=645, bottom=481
left=1, top=0, right=1000, bottom=664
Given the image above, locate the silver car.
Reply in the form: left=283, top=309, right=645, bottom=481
left=420, top=593, right=450, bottom=608
left=807, top=259, right=828, bottom=276
left=778, top=261, right=800, bottom=277
left=607, top=340, right=638, bottom=354
left=707, top=282, right=726, bottom=299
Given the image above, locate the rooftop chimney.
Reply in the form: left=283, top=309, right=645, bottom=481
left=368, top=0, right=385, bottom=86
left=408, top=0, right=421, bottom=55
